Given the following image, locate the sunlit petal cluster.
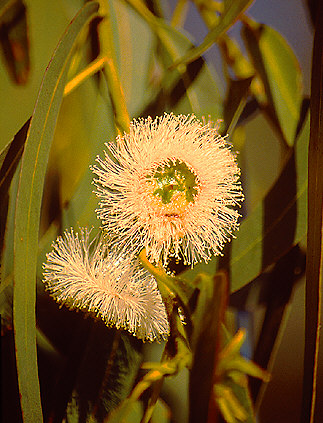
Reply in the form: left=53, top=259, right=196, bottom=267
left=43, top=228, right=169, bottom=341
left=92, top=113, right=243, bottom=266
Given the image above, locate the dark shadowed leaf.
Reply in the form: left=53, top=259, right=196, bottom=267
left=0, top=0, right=30, bottom=84
left=249, top=246, right=305, bottom=404
left=48, top=324, right=142, bottom=423
left=13, top=3, right=99, bottom=423
left=0, top=118, right=30, bottom=256
left=302, top=2, right=323, bottom=420
left=182, top=112, right=309, bottom=293
left=0, top=118, right=29, bottom=187
left=189, top=272, right=228, bottom=423
left=306, top=0, right=318, bottom=25
left=223, top=76, right=253, bottom=134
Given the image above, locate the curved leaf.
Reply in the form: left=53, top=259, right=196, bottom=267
left=107, top=0, right=154, bottom=118
left=182, top=112, right=309, bottom=293
left=243, top=22, right=303, bottom=146
left=123, top=0, right=223, bottom=118
left=170, top=0, right=254, bottom=69
left=13, top=3, right=99, bottom=422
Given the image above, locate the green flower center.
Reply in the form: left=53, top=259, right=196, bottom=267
left=146, top=159, right=199, bottom=205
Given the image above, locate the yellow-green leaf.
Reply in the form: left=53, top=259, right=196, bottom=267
left=182, top=111, right=309, bottom=293
left=13, top=3, right=99, bottom=422
left=243, top=22, right=303, bottom=146
left=171, top=0, right=254, bottom=69
left=124, top=0, right=223, bottom=117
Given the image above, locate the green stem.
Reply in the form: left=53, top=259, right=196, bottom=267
left=99, top=1, right=130, bottom=134
left=64, top=55, right=107, bottom=96
left=171, top=0, right=189, bottom=27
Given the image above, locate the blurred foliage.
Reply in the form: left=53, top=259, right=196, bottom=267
left=0, top=0, right=319, bottom=423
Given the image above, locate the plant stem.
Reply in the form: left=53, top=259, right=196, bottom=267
left=99, top=0, right=130, bottom=134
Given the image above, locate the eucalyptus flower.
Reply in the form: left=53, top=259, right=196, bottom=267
left=92, top=113, right=243, bottom=266
left=43, top=228, right=169, bottom=342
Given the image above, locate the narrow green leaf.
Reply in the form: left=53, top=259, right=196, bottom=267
left=1, top=163, right=20, bottom=288
left=214, top=326, right=266, bottom=423
left=0, top=0, right=30, bottom=84
left=302, top=2, right=323, bottom=421
left=216, top=395, right=236, bottom=423
left=182, top=112, right=309, bottom=293
left=13, top=3, right=99, bottom=423
left=170, top=0, right=254, bottom=69
left=243, top=22, right=303, bottom=146
left=218, top=329, right=246, bottom=360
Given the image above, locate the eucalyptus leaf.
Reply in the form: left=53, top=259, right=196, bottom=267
left=154, top=24, right=223, bottom=118
left=123, top=0, right=223, bottom=118
left=170, top=0, right=254, bottom=69
left=107, top=0, right=154, bottom=118
left=302, top=2, right=323, bottom=420
left=242, top=21, right=303, bottom=146
left=0, top=118, right=29, bottom=189
left=13, top=3, right=99, bottom=422
left=181, top=112, right=309, bottom=293
left=189, top=272, right=228, bottom=423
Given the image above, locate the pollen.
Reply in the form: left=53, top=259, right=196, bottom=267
left=145, top=159, right=200, bottom=218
